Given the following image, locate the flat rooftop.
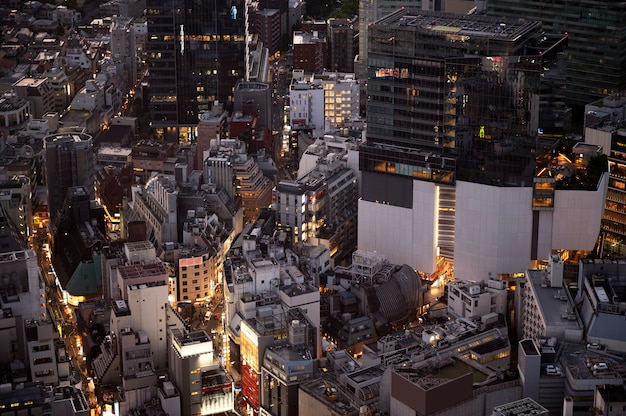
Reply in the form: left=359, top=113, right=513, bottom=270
left=373, top=9, right=541, bottom=41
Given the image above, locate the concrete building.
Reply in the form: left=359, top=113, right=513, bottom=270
left=327, top=18, right=354, bottom=73
left=274, top=151, right=358, bottom=263
left=577, top=258, right=626, bottom=352
left=110, top=15, right=138, bottom=88
left=12, top=77, right=55, bottom=119
left=196, top=109, right=228, bottom=171
left=43, top=66, right=72, bottom=113
left=289, top=70, right=359, bottom=137
left=0, top=92, right=31, bottom=136
left=492, top=397, right=548, bottom=416
left=584, top=93, right=626, bottom=257
left=447, top=278, right=507, bottom=320
left=125, top=175, right=178, bottom=247
left=292, top=31, right=327, bottom=74
left=234, top=81, right=272, bottom=130
left=0, top=176, right=33, bottom=242
left=251, top=9, right=281, bottom=56
left=358, top=10, right=607, bottom=279
left=240, top=308, right=316, bottom=416
left=169, top=328, right=233, bottom=416
left=203, top=139, right=273, bottom=224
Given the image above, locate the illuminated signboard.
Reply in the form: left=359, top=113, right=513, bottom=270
left=180, top=257, right=203, bottom=267
left=375, top=67, right=409, bottom=79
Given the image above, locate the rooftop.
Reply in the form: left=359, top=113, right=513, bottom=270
left=373, top=9, right=541, bottom=40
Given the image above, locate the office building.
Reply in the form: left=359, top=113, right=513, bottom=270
left=44, top=132, right=94, bottom=222
left=327, top=18, right=354, bottom=73
left=288, top=70, right=359, bottom=139
left=146, top=0, right=247, bottom=142
left=517, top=256, right=583, bottom=341
left=447, top=279, right=507, bottom=320
left=12, top=77, right=55, bottom=119
left=292, top=30, right=327, bottom=74
left=487, top=0, right=626, bottom=107
left=250, top=8, right=281, bottom=56
left=357, top=0, right=475, bottom=79
left=358, top=10, right=607, bottom=279
left=169, top=328, right=233, bottom=416
left=274, top=151, right=358, bottom=262
left=583, top=93, right=626, bottom=256
left=0, top=92, right=30, bottom=136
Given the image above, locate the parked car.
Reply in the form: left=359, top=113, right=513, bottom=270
left=546, top=364, right=561, bottom=375
left=593, top=362, right=609, bottom=372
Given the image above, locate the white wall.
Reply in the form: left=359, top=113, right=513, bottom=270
left=357, top=180, right=437, bottom=272
left=551, top=172, right=608, bottom=252
left=455, top=182, right=533, bottom=280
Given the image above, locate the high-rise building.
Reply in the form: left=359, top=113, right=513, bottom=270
left=583, top=93, right=626, bottom=256
left=357, top=0, right=475, bottom=79
left=146, top=0, right=247, bottom=143
left=44, top=132, right=94, bottom=222
left=487, top=0, right=626, bottom=108
left=358, top=10, right=607, bottom=279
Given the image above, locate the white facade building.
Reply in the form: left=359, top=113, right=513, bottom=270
left=359, top=170, right=608, bottom=280
left=447, top=279, right=507, bottom=319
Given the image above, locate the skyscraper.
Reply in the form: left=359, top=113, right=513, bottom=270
left=358, top=10, right=607, bottom=279
left=487, top=0, right=626, bottom=108
left=146, top=0, right=247, bottom=142
left=357, top=0, right=476, bottom=79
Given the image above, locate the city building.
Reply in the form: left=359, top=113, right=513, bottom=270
left=358, top=10, right=607, bottom=279
left=576, top=258, right=626, bottom=352
left=274, top=150, right=358, bottom=263
left=195, top=108, right=229, bottom=171
left=130, top=140, right=178, bottom=182
left=292, top=31, right=327, bottom=74
left=43, top=66, right=71, bottom=113
left=0, top=92, right=31, bottom=136
left=517, top=256, right=583, bottom=341
left=583, top=93, right=626, bottom=256
left=492, top=398, right=548, bottom=416
left=288, top=70, right=359, bottom=139
left=146, top=0, right=247, bottom=142
left=43, top=132, right=94, bottom=222
left=250, top=9, right=281, bottom=57
left=12, top=76, right=55, bottom=119
left=0, top=176, right=33, bottom=243
left=357, top=0, right=475, bottom=79
left=487, top=0, right=626, bottom=108
left=110, top=15, right=138, bottom=88
left=447, top=278, right=507, bottom=319
left=203, top=139, right=273, bottom=224
left=233, top=81, right=272, bottom=131
left=327, top=18, right=354, bottom=73
left=124, top=175, right=178, bottom=247
left=51, top=186, right=106, bottom=304
left=169, top=327, right=233, bottom=416
left=240, top=308, right=316, bottom=416
left=0, top=249, right=46, bottom=364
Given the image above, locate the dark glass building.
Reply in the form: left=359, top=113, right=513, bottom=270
left=146, top=0, right=247, bottom=143
left=487, top=0, right=626, bottom=108
left=362, top=9, right=567, bottom=187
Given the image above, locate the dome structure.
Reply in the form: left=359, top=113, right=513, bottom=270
left=375, top=264, right=424, bottom=323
